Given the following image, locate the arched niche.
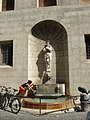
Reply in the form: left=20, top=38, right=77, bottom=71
left=29, top=20, right=69, bottom=95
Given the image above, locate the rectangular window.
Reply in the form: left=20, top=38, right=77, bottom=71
left=44, top=0, right=57, bottom=6
left=39, top=0, right=57, bottom=7
left=2, top=0, right=14, bottom=11
left=85, top=34, right=90, bottom=59
left=0, top=41, right=13, bottom=66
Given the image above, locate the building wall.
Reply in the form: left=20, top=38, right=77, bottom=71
left=0, top=0, right=90, bottom=11
left=0, top=3, right=90, bottom=95
left=68, top=5, right=90, bottom=95
left=15, top=0, right=37, bottom=10
left=0, top=10, right=28, bottom=88
left=15, top=0, right=80, bottom=10
left=15, top=0, right=90, bottom=10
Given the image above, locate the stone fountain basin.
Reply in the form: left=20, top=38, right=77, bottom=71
left=22, top=95, right=73, bottom=110
left=22, top=84, right=66, bottom=110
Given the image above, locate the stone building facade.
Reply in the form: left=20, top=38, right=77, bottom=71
left=0, top=0, right=90, bottom=95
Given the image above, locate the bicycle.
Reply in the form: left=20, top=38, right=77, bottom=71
left=0, top=86, right=21, bottom=114
left=0, top=86, right=7, bottom=109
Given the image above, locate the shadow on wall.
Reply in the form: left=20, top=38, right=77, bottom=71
left=36, top=49, right=51, bottom=84
left=36, top=49, right=46, bottom=80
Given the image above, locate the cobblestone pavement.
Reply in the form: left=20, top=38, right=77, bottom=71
left=0, top=108, right=88, bottom=120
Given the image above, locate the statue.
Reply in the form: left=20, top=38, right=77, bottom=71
left=43, top=41, right=52, bottom=80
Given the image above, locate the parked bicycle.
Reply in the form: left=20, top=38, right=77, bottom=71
left=0, top=86, right=7, bottom=109
left=0, top=86, right=21, bottom=114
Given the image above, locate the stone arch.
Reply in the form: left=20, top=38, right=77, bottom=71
left=29, top=20, right=69, bottom=94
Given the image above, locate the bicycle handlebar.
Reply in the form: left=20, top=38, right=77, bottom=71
left=0, top=86, right=18, bottom=96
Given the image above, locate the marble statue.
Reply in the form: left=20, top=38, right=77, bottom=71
left=43, top=41, right=52, bottom=73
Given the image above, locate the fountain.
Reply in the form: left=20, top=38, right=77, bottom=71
left=22, top=40, right=67, bottom=113
left=22, top=83, right=67, bottom=113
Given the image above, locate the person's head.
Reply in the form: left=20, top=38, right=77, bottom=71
left=27, top=80, right=32, bottom=84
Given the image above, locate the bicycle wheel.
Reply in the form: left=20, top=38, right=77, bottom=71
left=10, top=98, right=21, bottom=114
left=0, top=95, right=6, bottom=109
left=0, top=86, right=7, bottom=109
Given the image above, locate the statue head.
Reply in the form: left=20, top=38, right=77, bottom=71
left=46, top=40, right=50, bottom=45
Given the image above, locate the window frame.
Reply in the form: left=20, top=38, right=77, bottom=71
left=38, top=0, right=57, bottom=7
left=85, top=34, right=90, bottom=60
left=2, top=0, right=15, bottom=11
left=0, top=40, right=13, bottom=67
